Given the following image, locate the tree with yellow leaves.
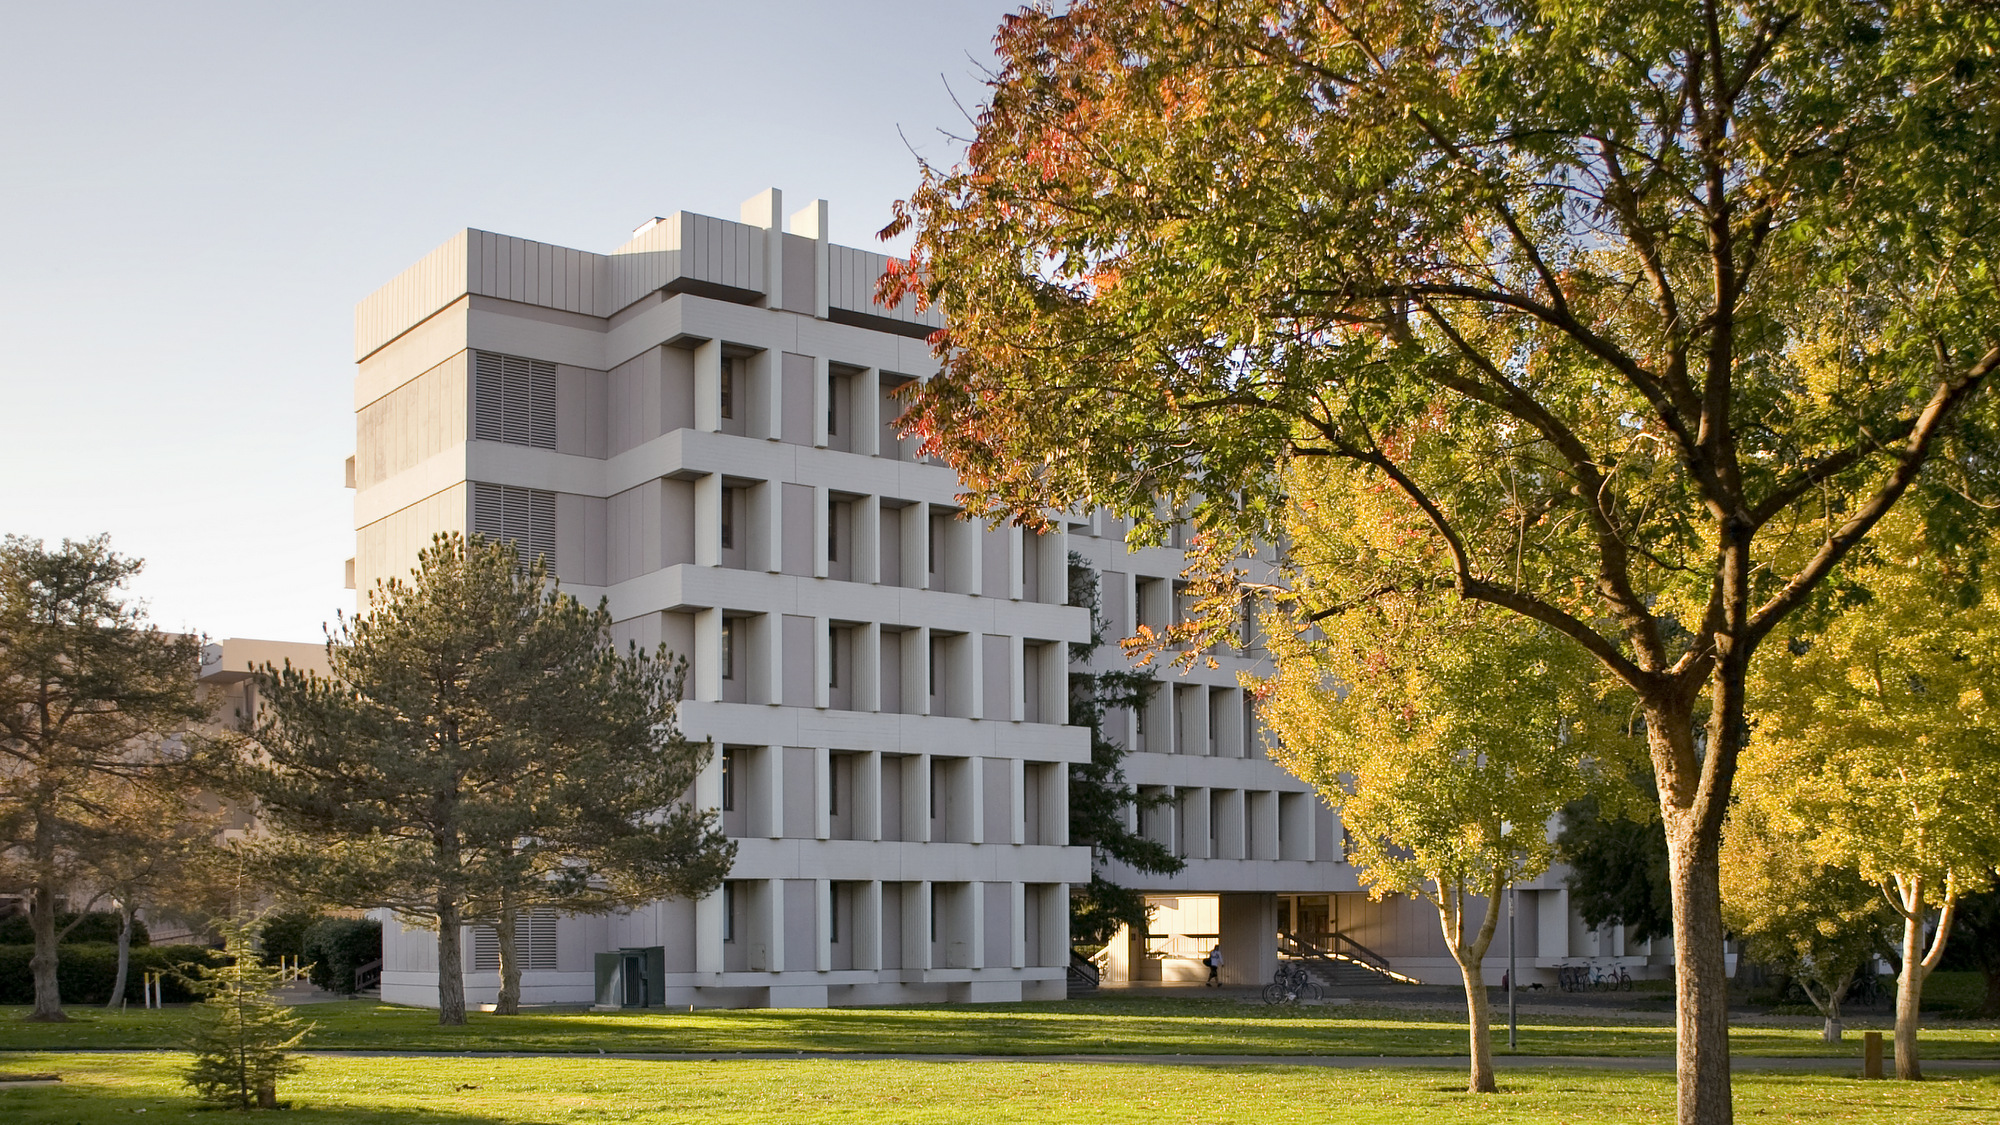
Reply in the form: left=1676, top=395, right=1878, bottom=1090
left=1746, top=506, right=2000, bottom=1079
left=1257, top=459, right=1626, bottom=1093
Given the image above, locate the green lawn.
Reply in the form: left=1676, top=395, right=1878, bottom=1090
left=2, top=997, right=1996, bottom=1059
left=3, top=1052, right=1996, bottom=1125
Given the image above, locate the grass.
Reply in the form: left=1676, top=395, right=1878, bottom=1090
left=3, top=1051, right=1997, bottom=1124
left=2, top=997, right=1996, bottom=1059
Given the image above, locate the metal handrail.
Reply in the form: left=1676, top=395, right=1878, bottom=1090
left=1281, top=930, right=1391, bottom=972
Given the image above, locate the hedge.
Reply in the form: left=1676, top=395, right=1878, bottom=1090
left=0, top=911, right=149, bottom=947
left=0, top=943, right=224, bottom=1005
left=302, top=918, right=381, bottom=994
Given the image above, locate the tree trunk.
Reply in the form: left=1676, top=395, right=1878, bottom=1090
left=1895, top=902, right=1927, bottom=1080
left=435, top=893, right=467, bottom=1026
left=1456, top=948, right=1496, bottom=1093
left=28, top=854, right=65, bottom=1022
left=495, top=891, right=521, bottom=1016
left=1660, top=778, right=1733, bottom=1125
left=1434, top=869, right=1505, bottom=1094
left=106, top=901, right=134, bottom=1010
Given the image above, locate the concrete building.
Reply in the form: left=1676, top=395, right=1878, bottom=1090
left=351, top=189, right=1657, bottom=1009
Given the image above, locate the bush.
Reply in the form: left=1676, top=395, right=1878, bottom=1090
left=301, top=918, right=381, bottom=994
left=258, top=908, right=324, bottom=964
left=0, top=943, right=224, bottom=1005
left=0, top=911, right=148, bottom=946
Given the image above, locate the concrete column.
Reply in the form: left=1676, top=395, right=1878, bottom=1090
left=811, top=355, right=831, bottom=448
left=693, top=607, right=723, bottom=702
left=1038, top=523, right=1068, bottom=603
left=1040, top=883, right=1069, bottom=969
left=1280, top=791, right=1316, bottom=861
left=904, top=881, right=932, bottom=972
left=753, top=613, right=781, bottom=706
left=1008, top=636, right=1026, bottom=722
left=853, top=368, right=880, bottom=457
left=856, top=750, right=882, bottom=841
left=1008, top=882, right=1027, bottom=968
left=1180, top=786, right=1210, bottom=859
left=695, top=473, right=722, bottom=566
left=1213, top=788, right=1245, bottom=860
left=694, top=339, right=722, bottom=433
left=748, top=481, right=777, bottom=572
left=815, top=878, right=833, bottom=972
left=904, top=754, right=932, bottom=844
left=903, top=502, right=929, bottom=590
left=1041, top=761, right=1069, bottom=846
left=789, top=197, right=829, bottom=320
left=1215, top=688, right=1245, bottom=758
left=751, top=878, right=783, bottom=972
left=1218, top=892, right=1278, bottom=987
left=814, top=747, right=831, bottom=840
left=962, top=756, right=984, bottom=845
left=855, top=880, right=883, bottom=971
left=1539, top=887, right=1571, bottom=959
left=959, top=632, right=982, bottom=721
left=742, top=188, right=783, bottom=309
left=1007, top=758, right=1025, bottom=845
left=956, top=515, right=981, bottom=596
left=695, top=888, right=724, bottom=974
left=904, top=626, right=931, bottom=717
left=1040, top=640, right=1068, bottom=727
left=1007, top=524, right=1024, bottom=600
left=814, top=616, right=831, bottom=710
left=855, top=622, right=882, bottom=712
left=854, top=494, right=881, bottom=583
left=1249, top=790, right=1280, bottom=860
left=812, top=484, right=829, bottom=578
left=963, top=883, right=985, bottom=970
left=760, top=744, right=784, bottom=840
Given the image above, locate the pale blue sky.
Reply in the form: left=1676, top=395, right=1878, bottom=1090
left=0, top=0, right=1013, bottom=640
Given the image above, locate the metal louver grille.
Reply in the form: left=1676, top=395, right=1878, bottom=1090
left=471, top=482, right=557, bottom=575
left=472, top=351, right=558, bottom=449
left=472, top=909, right=559, bottom=972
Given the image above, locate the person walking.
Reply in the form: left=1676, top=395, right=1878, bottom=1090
left=1205, top=945, right=1224, bottom=987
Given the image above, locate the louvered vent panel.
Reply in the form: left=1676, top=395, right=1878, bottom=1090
left=471, top=909, right=559, bottom=972
left=472, top=351, right=557, bottom=449
left=471, top=482, right=558, bottom=576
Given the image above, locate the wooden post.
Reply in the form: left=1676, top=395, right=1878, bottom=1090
left=1862, top=1031, right=1884, bottom=1079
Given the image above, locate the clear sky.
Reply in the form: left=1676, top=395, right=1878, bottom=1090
left=0, top=0, right=1014, bottom=642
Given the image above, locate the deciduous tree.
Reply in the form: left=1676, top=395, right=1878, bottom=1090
left=1256, top=459, right=1618, bottom=1092
left=1745, top=508, right=2000, bottom=1078
left=0, top=535, right=209, bottom=1021
left=233, top=534, right=732, bottom=1024
left=883, top=4, right=1998, bottom=1119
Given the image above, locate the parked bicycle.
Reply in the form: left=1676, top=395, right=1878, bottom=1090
left=1262, top=963, right=1323, bottom=1004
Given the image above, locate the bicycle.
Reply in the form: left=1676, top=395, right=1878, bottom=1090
left=1262, top=963, right=1323, bottom=1004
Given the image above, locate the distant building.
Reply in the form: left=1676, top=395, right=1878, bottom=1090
left=349, top=190, right=1660, bottom=1009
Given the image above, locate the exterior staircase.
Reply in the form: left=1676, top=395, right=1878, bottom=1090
left=1279, top=931, right=1423, bottom=988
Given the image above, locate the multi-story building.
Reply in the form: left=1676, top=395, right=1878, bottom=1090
left=350, top=189, right=1657, bottom=1009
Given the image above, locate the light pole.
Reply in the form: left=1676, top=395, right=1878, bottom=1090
left=1507, top=881, right=1518, bottom=1049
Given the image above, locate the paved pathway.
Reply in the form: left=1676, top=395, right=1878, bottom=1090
left=27, top=1040, right=1997, bottom=1071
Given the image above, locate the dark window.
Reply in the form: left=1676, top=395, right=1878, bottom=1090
left=721, top=747, right=735, bottom=810
left=722, top=883, right=736, bottom=943
left=720, top=620, right=735, bottom=681
left=720, top=488, right=735, bottom=550
left=720, top=357, right=735, bottom=419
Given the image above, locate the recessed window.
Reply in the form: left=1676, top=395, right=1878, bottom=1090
left=722, top=883, right=736, bottom=943
left=720, top=357, right=735, bottom=420
left=721, top=747, right=735, bottom=811
left=829, top=760, right=840, bottom=815
left=720, top=487, right=735, bottom=551
left=830, top=886, right=841, bottom=944
left=720, top=619, right=735, bottom=681
left=826, top=372, right=839, bottom=436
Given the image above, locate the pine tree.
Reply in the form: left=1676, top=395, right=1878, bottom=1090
left=1063, top=555, right=1180, bottom=946
left=181, top=919, right=312, bottom=1110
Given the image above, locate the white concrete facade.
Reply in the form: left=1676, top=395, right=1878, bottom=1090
left=354, top=192, right=1084, bottom=1008
left=351, top=190, right=1650, bottom=1009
